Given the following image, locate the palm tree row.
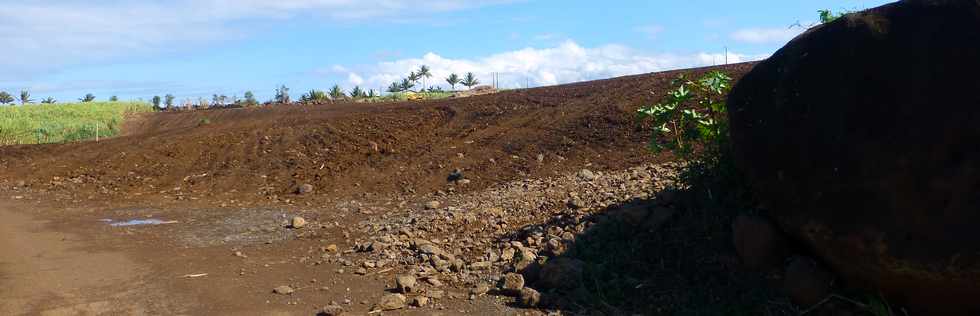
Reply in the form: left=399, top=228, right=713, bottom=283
left=387, top=65, right=481, bottom=93
left=0, top=90, right=117, bottom=105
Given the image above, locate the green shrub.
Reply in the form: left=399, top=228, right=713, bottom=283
left=638, top=71, right=732, bottom=159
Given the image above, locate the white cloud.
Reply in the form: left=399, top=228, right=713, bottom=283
left=334, top=40, right=768, bottom=90
left=0, top=0, right=519, bottom=80
left=730, top=27, right=803, bottom=44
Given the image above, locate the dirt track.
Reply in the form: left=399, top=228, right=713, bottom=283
left=0, top=63, right=760, bottom=315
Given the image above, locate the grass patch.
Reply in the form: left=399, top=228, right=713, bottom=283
left=362, top=91, right=455, bottom=103
left=0, top=101, right=154, bottom=145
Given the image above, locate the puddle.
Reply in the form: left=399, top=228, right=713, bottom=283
left=105, top=219, right=178, bottom=227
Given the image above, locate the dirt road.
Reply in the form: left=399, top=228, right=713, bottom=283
left=0, top=202, right=181, bottom=315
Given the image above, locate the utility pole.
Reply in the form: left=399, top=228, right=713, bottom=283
left=725, top=46, right=729, bottom=65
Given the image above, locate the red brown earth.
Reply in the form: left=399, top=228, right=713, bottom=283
left=0, top=62, right=856, bottom=316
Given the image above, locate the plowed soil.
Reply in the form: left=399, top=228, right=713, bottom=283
left=0, top=62, right=761, bottom=315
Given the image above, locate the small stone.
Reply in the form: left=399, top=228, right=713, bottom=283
left=500, top=248, right=517, bottom=262
left=355, top=268, right=367, bottom=275
left=425, top=277, right=443, bottom=287
left=470, top=261, right=492, bottom=270
left=424, top=201, right=441, bottom=210
left=319, top=304, right=345, bottom=316
left=427, top=290, right=445, bottom=299
left=378, top=294, right=407, bottom=311
left=363, top=261, right=376, bottom=268
left=291, top=216, right=307, bottom=229
left=411, top=296, right=429, bottom=307
left=297, top=183, right=315, bottom=194
left=578, top=169, right=597, bottom=181
left=448, top=169, right=464, bottom=182
left=470, top=283, right=490, bottom=296
left=536, top=154, right=545, bottom=162
left=501, top=273, right=525, bottom=295
left=325, top=244, right=338, bottom=253
left=519, top=287, right=541, bottom=307
left=273, top=285, right=295, bottom=295
left=233, top=251, right=247, bottom=258
left=567, top=198, right=585, bottom=209
left=396, top=275, right=418, bottom=293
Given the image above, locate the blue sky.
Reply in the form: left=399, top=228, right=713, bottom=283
left=0, top=0, right=892, bottom=103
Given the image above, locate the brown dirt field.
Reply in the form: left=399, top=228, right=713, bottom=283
left=0, top=63, right=771, bottom=316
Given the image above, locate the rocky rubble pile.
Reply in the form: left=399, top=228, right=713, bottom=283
left=307, top=162, right=682, bottom=311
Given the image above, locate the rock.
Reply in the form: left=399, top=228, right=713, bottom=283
left=324, top=244, right=338, bottom=253
left=470, top=261, right=492, bottom=270
left=500, top=247, right=516, bottom=261
left=448, top=169, right=464, bottom=182
left=377, top=293, right=407, bottom=311
left=784, top=257, right=833, bottom=308
left=290, top=216, right=307, bottom=229
left=567, top=198, right=585, bottom=209
left=233, top=251, right=247, bottom=258
left=727, top=1, right=980, bottom=311
left=577, top=169, right=596, bottom=181
left=424, top=201, right=441, bottom=210
left=272, top=285, right=295, bottom=295
left=427, top=290, right=445, bottom=299
left=519, top=287, right=541, bottom=307
left=537, top=258, right=584, bottom=290
left=318, top=304, right=345, bottom=316
left=732, top=215, right=786, bottom=271
left=501, top=273, right=525, bottom=295
left=425, top=277, right=443, bottom=287
left=411, top=296, right=429, bottom=307
left=396, top=275, right=418, bottom=293
left=296, top=183, right=315, bottom=195
left=354, top=268, right=367, bottom=275
left=470, top=283, right=490, bottom=296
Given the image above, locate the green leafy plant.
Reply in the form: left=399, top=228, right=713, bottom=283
left=329, top=85, right=346, bottom=99
left=638, top=71, right=732, bottom=159
left=301, top=90, right=328, bottom=103
left=446, top=73, right=461, bottom=91
left=20, top=90, right=33, bottom=104
left=79, top=93, right=96, bottom=102
left=109, top=95, right=119, bottom=102
left=462, top=72, right=479, bottom=90
left=819, top=9, right=849, bottom=24
left=41, top=97, right=57, bottom=104
left=0, top=91, right=13, bottom=104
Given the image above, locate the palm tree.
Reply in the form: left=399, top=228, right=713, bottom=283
left=407, top=71, right=421, bottom=92
left=399, top=78, right=416, bottom=92
left=41, top=97, right=56, bottom=104
left=109, top=95, right=119, bottom=102
left=446, top=73, right=461, bottom=91
left=19, top=90, right=32, bottom=104
left=387, top=82, right=402, bottom=93
left=349, top=86, right=365, bottom=99
left=0, top=91, right=13, bottom=104
left=329, top=85, right=345, bottom=99
left=462, top=72, right=480, bottom=90
left=79, top=93, right=96, bottom=102
left=367, top=89, right=377, bottom=98
left=417, top=65, right=432, bottom=91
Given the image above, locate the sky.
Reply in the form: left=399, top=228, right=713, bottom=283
left=0, top=0, right=894, bottom=103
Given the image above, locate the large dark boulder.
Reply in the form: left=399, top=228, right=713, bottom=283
left=727, top=0, right=980, bottom=313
